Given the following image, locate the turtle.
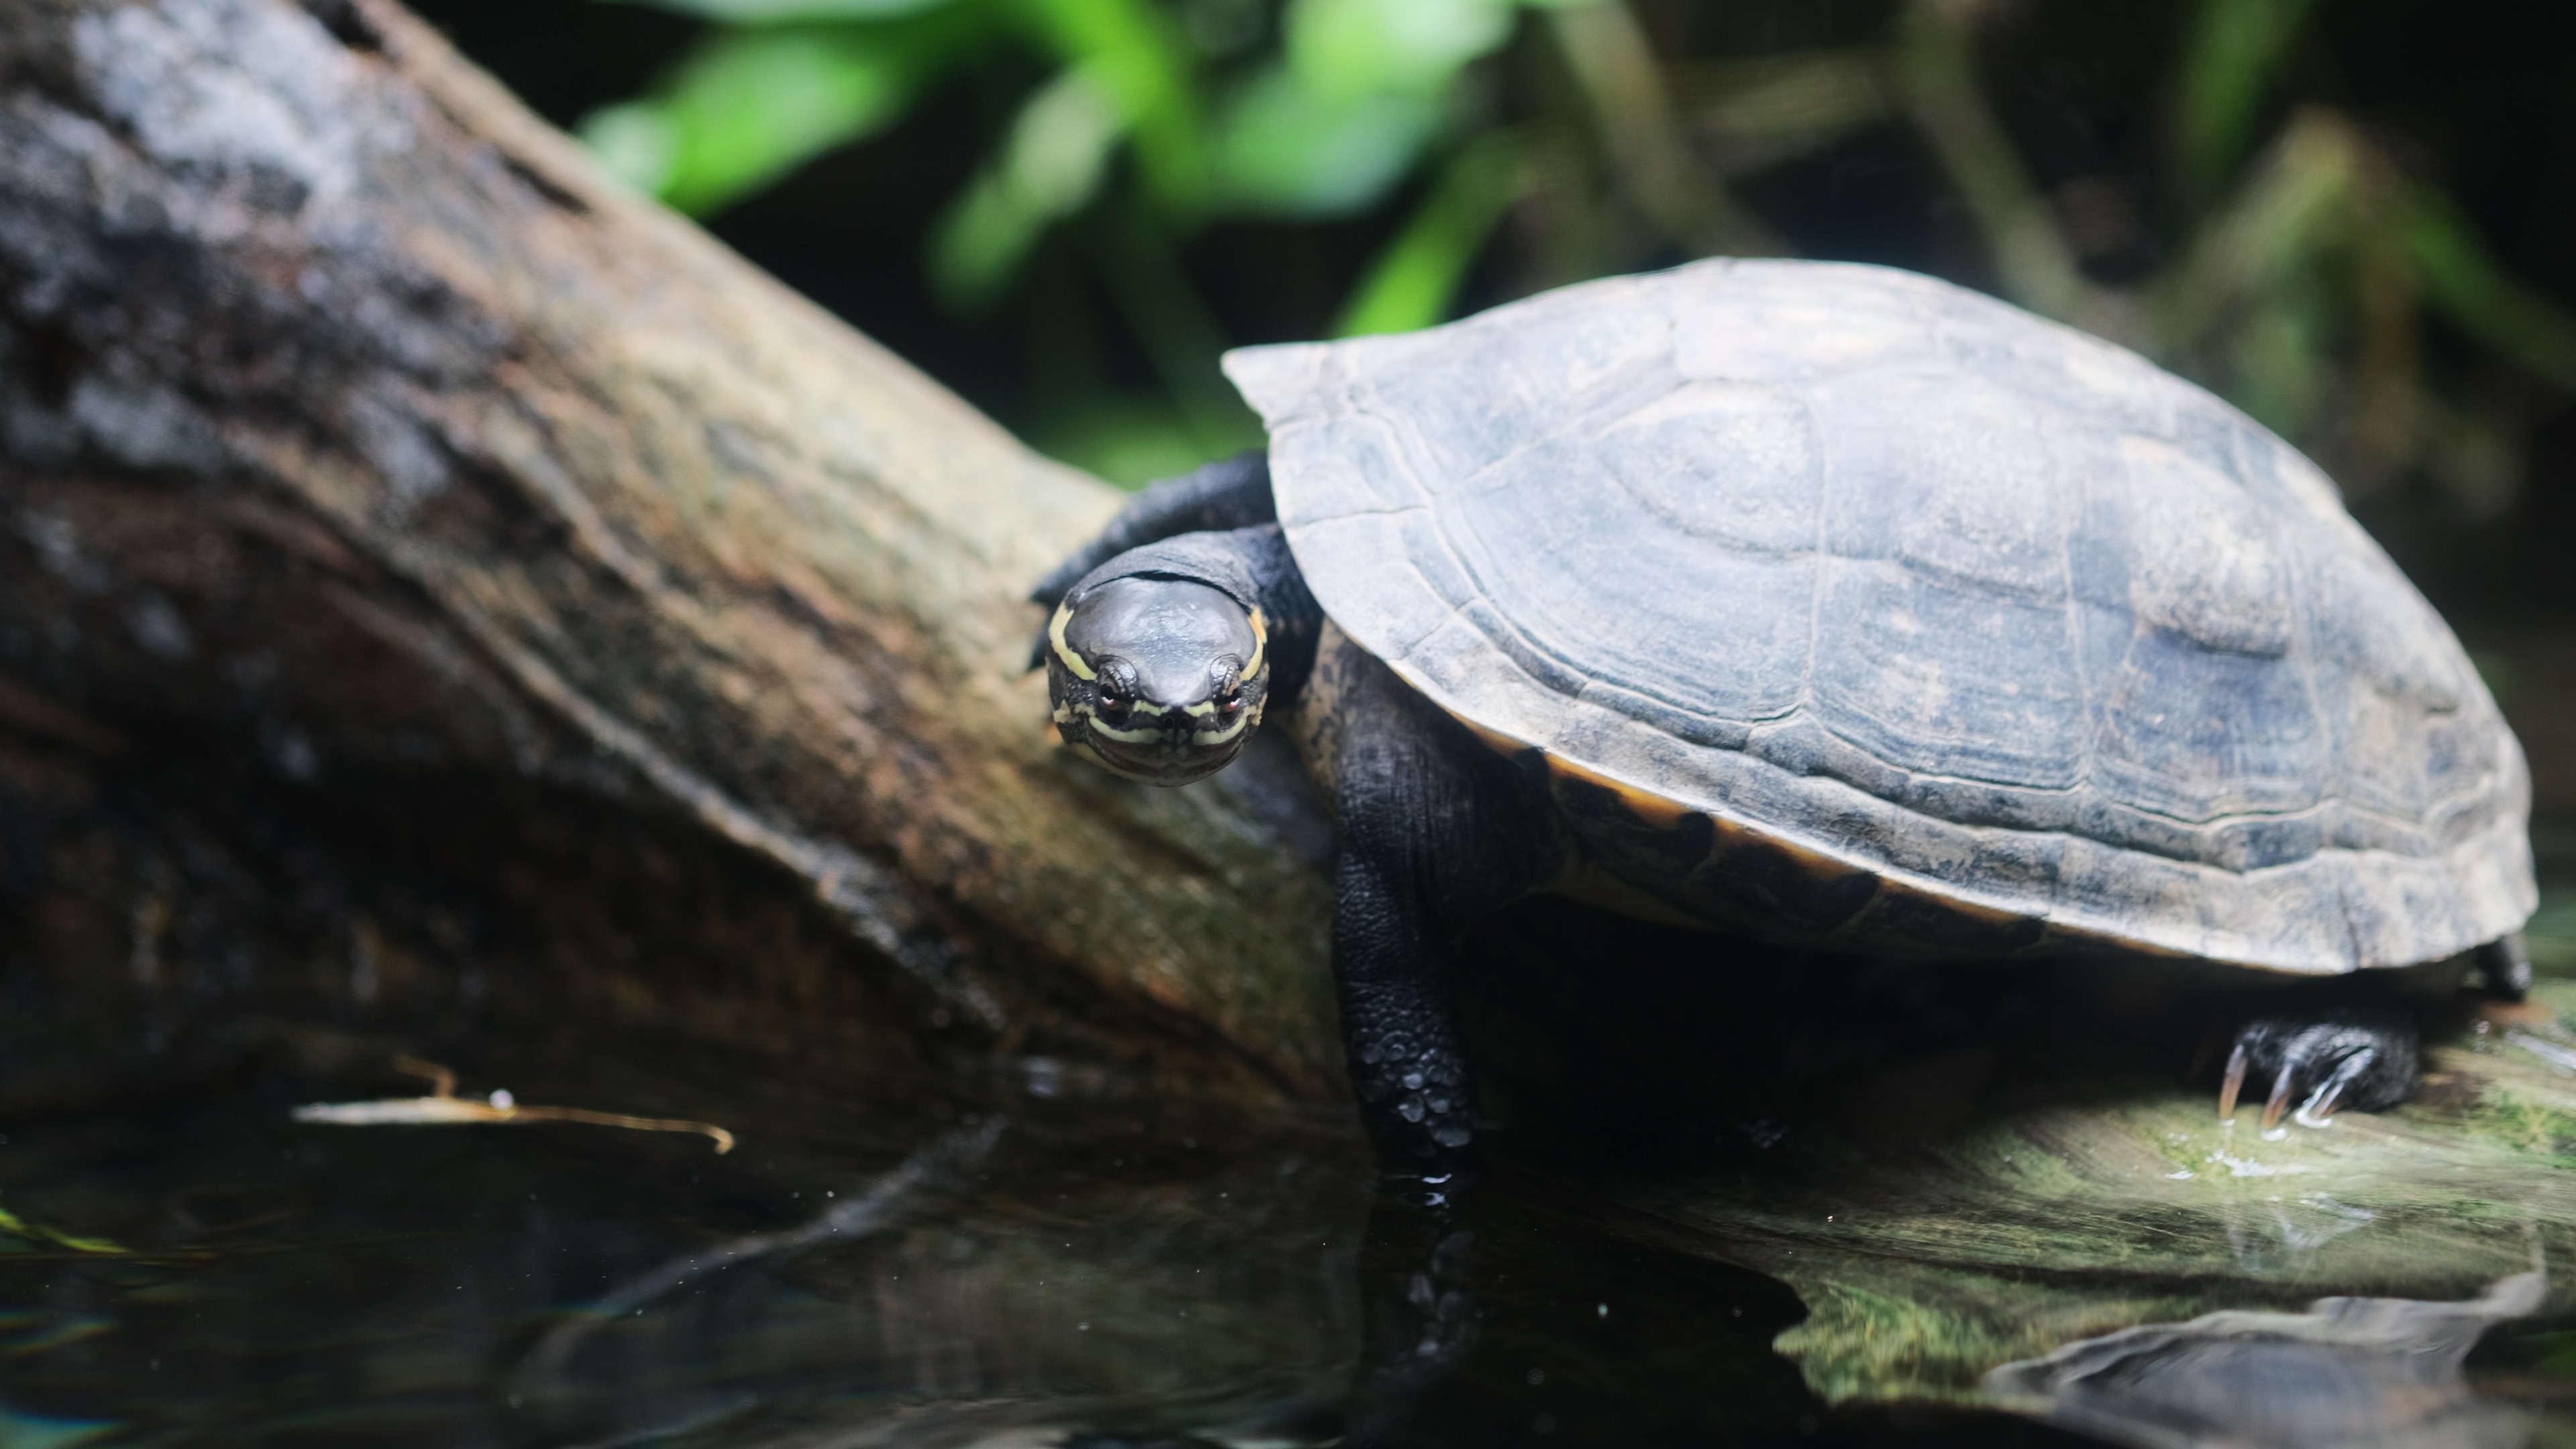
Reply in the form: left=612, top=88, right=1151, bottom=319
left=1030, top=258, right=2536, bottom=1167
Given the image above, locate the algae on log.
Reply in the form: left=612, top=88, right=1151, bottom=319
left=0, top=0, right=1338, bottom=1095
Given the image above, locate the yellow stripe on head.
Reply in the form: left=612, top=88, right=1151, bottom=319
left=1047, top=601, right=1096, bottom=680
left=1087, top=711, right=1258, bottom=748
left=1244, top=607, right=1267, bottom=680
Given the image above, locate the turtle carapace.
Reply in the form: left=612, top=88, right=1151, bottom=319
left=1033, top=259, right=2538, bottom=1167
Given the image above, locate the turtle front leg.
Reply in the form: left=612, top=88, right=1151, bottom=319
left=2218, top=1010, right=2419, bottom=1134
left=1336, top=851, right=1484, bottom=1166
left=1320, top=639, right=1568, bottom=1171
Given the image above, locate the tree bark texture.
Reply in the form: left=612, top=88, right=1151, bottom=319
left=0, top=0, right=1342, bottom=1097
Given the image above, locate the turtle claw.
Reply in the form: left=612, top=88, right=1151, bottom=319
left=2218, top=1041, right=2249, bottom=1122
left=2259, top=1063, right=2296, bottom=1134
left=2220, top=1010, right=2418, bottom=1134
left=2292, top=1047, right=2378, bottom=1129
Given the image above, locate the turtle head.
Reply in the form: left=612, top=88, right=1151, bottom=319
left=1043, top=575, right=1269, bottom=786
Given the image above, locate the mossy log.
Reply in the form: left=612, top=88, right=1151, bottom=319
left=0, top=0, right=1339, bottom=1098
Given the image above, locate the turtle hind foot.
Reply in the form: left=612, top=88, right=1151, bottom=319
left=2217, top=1009, right=2419, bottom=1136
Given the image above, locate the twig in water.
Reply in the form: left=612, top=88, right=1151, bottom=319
left=291, top=1056, right=737, bottom=1154
left=521, top=1116, right=1006, bottom=1382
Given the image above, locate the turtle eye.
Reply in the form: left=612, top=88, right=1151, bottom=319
left=1210, top=656, right=1244, bottom=712
left=1093, top=660, right=1140, bottom=723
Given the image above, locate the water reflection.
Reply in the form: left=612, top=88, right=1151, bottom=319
left=0, top=1028, right=2104, bottom=1447
left=9, top=834, right=2576, bottom=1446
left=0, top=1055, right=1366, bottom=1448
left=1988, top=1269, right=2542, bottom=1449
left=2214, top=1191, right=2379, bottom=1278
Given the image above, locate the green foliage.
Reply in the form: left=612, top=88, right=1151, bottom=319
left=578, top=0, right=2576, bottom=506
left=1334, top=132, right=1525, bottom=337
left=1018, top=0, right=1210, bottom=213
left=2169, top=0, right=2318, bottom=215
left=582, top=11, right=987, bottom=214
left=929, top=69, right=1129, bottom=306
left=1210, top=64, right=1443, bottom=217
left=2404, top=190, right=2576, bottom=393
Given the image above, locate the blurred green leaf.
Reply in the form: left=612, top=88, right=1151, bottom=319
left=2170, top=0, right=2319, bottom=214
left=1210, top=0, right=1551, bottom=219
left=2225, top=288, right=2330, bottom=437
left=578, top=16, right=981, bottom=215
left=2403, top=189, right=2576, bottom=392
left=1286, top=0, right=1514, bottom=101
left=581, top=103, right=681, bottom=195
left=929, top=70, right=1127, bottom=308
left=1214, top=64, right=1444, bottom=216
left=1019, top=0, right=1211, bottom=212
left=1336, top=135, right=1525, bottom=335
left=2159, top=109, right=2360, bottom=348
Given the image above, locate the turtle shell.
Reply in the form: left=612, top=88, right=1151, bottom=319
left=1222, top=260, right=2533, bottom=973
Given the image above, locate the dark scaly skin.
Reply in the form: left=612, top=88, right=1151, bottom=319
left=1322, top=641, right=1568, bottom=1168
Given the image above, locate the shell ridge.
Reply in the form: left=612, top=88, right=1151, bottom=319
left=1399, top=324, right=1738, bottom=723
left=1796, top=381, right=1828, bottom=730
left=2041, top=405, right=2103, bottom=810
left=1580, top=376, right=1819, bottom=561
left=2277, top=444, right=2351, bottom=885
left=1354, top=388, right=1511, bottom=665
left=1747, top=708, right=2383, bottom=848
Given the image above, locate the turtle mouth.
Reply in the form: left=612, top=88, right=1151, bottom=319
left=1066, top=703, right=1260, bottom=786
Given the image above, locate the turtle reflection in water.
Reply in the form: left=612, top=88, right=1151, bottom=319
left=1984, top=1267, right=2543, bottom=1449
left=1032, top=258, right=2536, bottom=1169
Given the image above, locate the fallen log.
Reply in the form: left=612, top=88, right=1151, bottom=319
left=0, top=0, right=1341, bottom=1099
